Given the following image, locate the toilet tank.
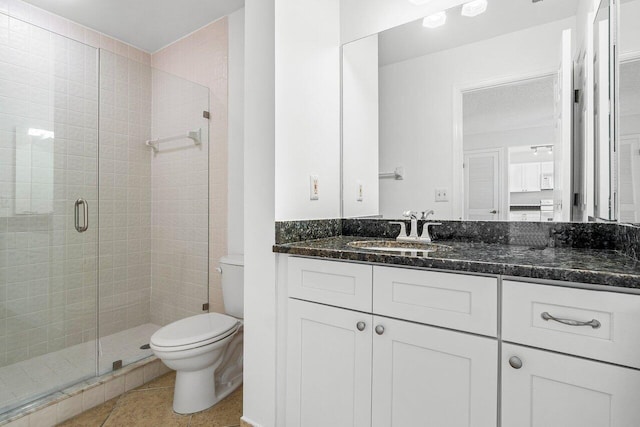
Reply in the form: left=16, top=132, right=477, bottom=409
left=220, top=255, right=244, bottom=318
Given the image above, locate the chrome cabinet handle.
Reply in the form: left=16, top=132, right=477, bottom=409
left=75, top=198, right=88, bottom=233
left=489, top=210, right=498, bottom=214
left=509, top=356, right=523, bottom=369
left=541, top=311, right=601, bottom=329
left=356, top=321, right=366, bottom=331
left=375, top=325, right=385, bottom=335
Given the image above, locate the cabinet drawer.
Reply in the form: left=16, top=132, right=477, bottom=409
left=503, top=281, right=640, bottom=369
left=287, top=257, right=372, bottom=312
left=373, top=266, right=498, bottom=336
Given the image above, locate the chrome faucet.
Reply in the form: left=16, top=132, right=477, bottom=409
left=389, top=210, right=441, bottom=243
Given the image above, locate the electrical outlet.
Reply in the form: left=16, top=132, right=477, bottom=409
left=435, top=188, right=449, bottom=202
left=357, top=181, right=364, bottom=202
left=310, top=175, right=319, bottom=200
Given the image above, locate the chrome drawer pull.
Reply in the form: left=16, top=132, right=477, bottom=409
left=541, top=311, right=601, bottom=329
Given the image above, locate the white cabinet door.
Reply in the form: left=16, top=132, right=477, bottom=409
left=502, top=343, right=640, bottom=427
left=522, top=162, right=541, bottom=192
left=509, top=164, right=524, bottom=192
left=286, top=299, right=372, bottom=427
left=372, top=316, right=497, bottom=427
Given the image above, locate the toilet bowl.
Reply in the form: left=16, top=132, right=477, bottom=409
left=150, top=254, right=245, bottom=414
left=150, top=313, right=242, bottom=414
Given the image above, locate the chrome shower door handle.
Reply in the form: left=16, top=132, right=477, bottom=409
left=75, top=198, right=88, bottom=233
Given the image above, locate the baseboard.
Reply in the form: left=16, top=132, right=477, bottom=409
left=240, top=415, right=263, bottom=427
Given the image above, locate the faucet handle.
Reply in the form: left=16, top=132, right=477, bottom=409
left=388, top=221, right=408, bottom=238
left=420, top=210, right=435, bottom=220
left=419, top=222, right=442, bottom=243
left=402, top=210, right=418, bottom=219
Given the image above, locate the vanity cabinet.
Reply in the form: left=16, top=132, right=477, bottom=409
left=285, top=257, right=498, bottom=427
left=281, top=256, right=640, bottom=427
left=502, top=280, right=640, bottom=426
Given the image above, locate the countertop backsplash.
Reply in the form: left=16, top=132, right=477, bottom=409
left=275, top=218, right=639, bottom=261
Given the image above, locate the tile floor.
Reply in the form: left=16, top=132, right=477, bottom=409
left=57, top=372, right=242, bottom=427
left=0, top=324, right=160, bottom=414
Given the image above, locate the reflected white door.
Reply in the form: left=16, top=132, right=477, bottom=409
left=554, top=28, right=573, bottom=221
left=464, top=150, right=502, bottom=220
left=619, top=135, right=640, bottom=222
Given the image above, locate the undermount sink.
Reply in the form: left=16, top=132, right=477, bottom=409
left=347, top=240, right=452, bottom=254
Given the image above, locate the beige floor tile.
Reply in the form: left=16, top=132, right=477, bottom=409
left=189, top=386, right=243, bottom=427
left=57, top=397, right=118, bottom=427
left=137, top=371, right=176, bottom=390
left=102, top=388, right=190, bottom=427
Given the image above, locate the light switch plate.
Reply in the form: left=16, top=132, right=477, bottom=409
left=435, top=188, right=449, bottom=202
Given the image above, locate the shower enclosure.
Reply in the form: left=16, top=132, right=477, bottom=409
left=0, top=13, right=210, bottom=417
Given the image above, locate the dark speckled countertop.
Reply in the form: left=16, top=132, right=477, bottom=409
left=273, top=236, right=640, bottom=289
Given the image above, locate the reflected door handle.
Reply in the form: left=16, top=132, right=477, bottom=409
left=75, top=198, right=88, bottom=233
left=489, top=210, right=498, bottom=214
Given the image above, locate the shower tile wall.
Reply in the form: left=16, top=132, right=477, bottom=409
left=98, top=50, right=152, bottom=337
left=0, top=13, right=99, bottom=367
left=149, top=71, right=209, bottom=326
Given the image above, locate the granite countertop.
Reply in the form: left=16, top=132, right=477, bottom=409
left=273, top=236, right=640, bottom=289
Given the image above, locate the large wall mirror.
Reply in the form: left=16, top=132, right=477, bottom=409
left=616, top=0, right=640, bottom=223
left=342, top=0, right=602, bottom=222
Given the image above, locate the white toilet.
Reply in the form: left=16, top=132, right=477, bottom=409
left=150, top=255, right=244, bottom=414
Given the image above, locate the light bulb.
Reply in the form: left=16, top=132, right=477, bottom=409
left=422, top=11, right=447, bottom=28
left=461, top=0, right=488, bottom=17
left=533, top=148, right=538, bottom=155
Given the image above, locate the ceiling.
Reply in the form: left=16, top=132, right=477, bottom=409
left=463, top=75, right=557, bottom=135
left=378, top=0, right=580, bottom=66
left=23, top=0, right=245, bottom=52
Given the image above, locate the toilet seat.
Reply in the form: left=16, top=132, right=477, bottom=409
left=150, top=313, right=240, bottom=352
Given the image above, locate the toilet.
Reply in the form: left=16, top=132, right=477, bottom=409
left=150, top=255, right=244, bottom=414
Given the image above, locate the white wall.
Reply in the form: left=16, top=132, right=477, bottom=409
left=341, top=0, right=466, bottom=44
left=378, top=17, right=575, bottom=219
left=242, top=0, right=276, bottom=425
left=342, top=34, right=379, bottom=218
left=228, top=8, right=245, bottom=255
left=274, top=0, right=341, bottom=221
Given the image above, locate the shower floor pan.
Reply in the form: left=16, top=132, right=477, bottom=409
left=0, top=323, right=161, bottom=415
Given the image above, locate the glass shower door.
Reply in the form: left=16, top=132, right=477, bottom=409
left=0, top=14, right=99, bottom=415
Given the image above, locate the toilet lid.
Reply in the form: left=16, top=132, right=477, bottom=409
left=150, top=313, right=239, bottom=348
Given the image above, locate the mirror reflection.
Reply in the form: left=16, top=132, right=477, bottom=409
left=618, top=0, right=640, bottom=223
left=342, top=0, right=583, bottom=221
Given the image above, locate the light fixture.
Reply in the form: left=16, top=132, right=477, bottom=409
left=461, top=0, right=488, bottom=17
left=533, top=147, right=538, bottom=156
left=422, top=11, right=447, bottom=28
left=408, top=0, right=433, bottom=4
left=548, top=146, right=553, bottom=155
